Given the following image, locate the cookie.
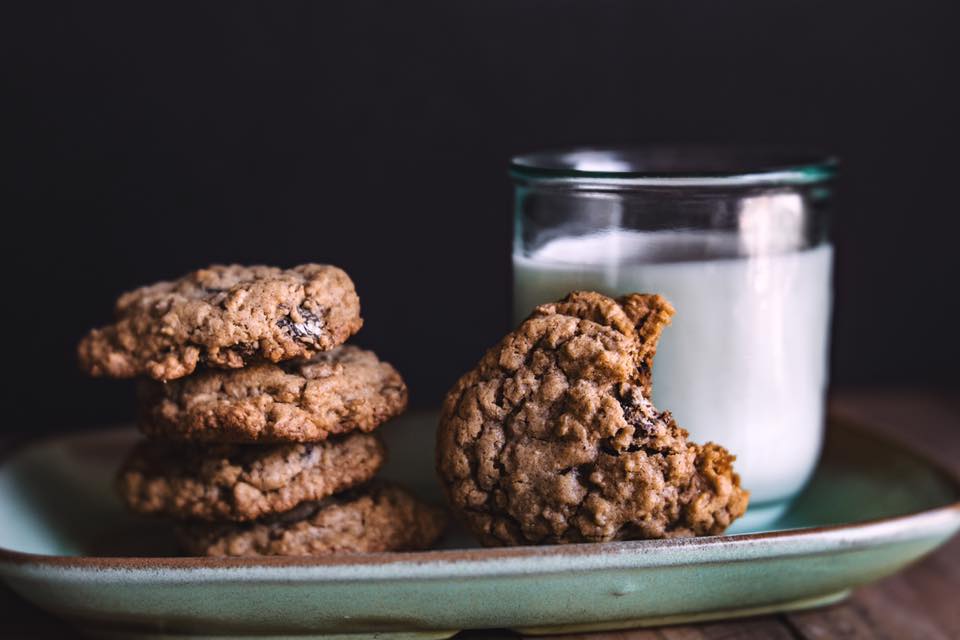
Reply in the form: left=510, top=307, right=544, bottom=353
left=117, top=432, right=385, bottom=521
left=138, top=345, right=408, bottom=443
left=78, top=264, right=363, bottom=381
left=177, top=484, right=447, bottom=556
left=436, top=291, right=749, bottom=546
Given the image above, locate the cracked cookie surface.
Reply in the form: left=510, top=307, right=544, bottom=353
left=138, top=345, right=407, bottom=443
left=78, top=264, right=363, bottom=381
left=436, top=291, right=749, bottom=546
left=176, top=483, right=447, bottom=556
left=117, top=432, right=385, bottom=521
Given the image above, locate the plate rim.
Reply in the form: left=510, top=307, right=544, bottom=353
left=1, top=416, right=958, bottom=574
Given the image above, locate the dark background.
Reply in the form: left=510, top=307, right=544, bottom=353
left=3, top=1, right=958, bottom=432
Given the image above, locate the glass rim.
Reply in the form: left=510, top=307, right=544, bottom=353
left=510, top=145, right=837, bottom=187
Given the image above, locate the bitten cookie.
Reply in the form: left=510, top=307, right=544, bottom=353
left=117, top=432, right=385, bottom=521
left=138, top=345, right=408, bottom=443
left=176, top=484, right=447, bottom=556
left=436, top=291, right=749, bottom=546
left=78, top=264, right=363, bottom=381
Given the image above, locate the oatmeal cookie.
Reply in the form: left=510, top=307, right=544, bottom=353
left=138, top=345, right=407, bottom=443
left=117, top=432, right=385, bottom=521
left=176, top=484, right=447, bottom=556
left=436, top=291, right=748, bottom=546
left=78, top=264, right=362, bottom=380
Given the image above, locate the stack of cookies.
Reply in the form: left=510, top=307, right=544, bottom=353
left=78, top=264, right=445, bottom=556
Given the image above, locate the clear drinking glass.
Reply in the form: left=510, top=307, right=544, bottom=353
left=511, top=147, right=836, bottom=529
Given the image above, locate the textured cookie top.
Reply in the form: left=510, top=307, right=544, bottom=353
left=78, top=264, right=363, bottom=381
left=436, top=291, right=749, bottom=546
left=138, top=345, right=407, bottom=443
left=177, top=484, right=447, bottom=556
left=117, top=432, right=385, bottom=522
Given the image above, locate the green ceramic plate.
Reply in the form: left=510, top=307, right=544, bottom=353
left=0, top=412, right=958, bottom=639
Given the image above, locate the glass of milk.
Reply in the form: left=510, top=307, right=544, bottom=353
left=511, top=147, right=836, bottom=530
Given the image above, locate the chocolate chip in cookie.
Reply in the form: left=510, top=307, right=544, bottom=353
left=78, top=264, right=363, bottom=381
left=138, top=345, right=408, bottom=443
left=436, top=291, right=749, bottom=546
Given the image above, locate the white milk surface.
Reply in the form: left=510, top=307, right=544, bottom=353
left=514, top=230, right=833, bottom=510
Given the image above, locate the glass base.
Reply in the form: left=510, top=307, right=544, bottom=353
left=726, top=499, right=794, bottom=534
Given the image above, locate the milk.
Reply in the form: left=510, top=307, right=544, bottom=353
left=513, top=230, right=833, bottom=525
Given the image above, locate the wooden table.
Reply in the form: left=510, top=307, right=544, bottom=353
left=2, top=389, right=958, bottom=639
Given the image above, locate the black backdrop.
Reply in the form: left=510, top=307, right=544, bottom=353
left=4, top=1, right=959, bottom=432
